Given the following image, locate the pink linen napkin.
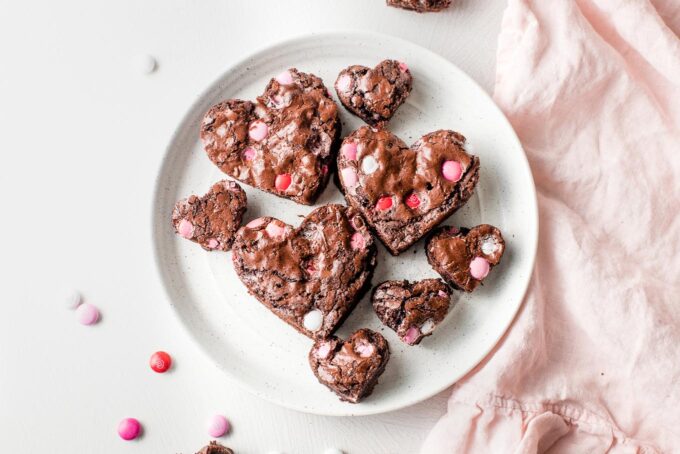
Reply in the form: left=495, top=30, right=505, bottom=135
left=421, top=0, right=680, bottom=452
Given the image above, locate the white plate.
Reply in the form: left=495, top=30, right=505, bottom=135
left=152, top=31, right=537, bottom=416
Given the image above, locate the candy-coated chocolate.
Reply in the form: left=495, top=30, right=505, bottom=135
left=76, top=303, right=100, bottom=325
left=178, top=219, right=194, bottom=239
left=469, top=256, right=490, bottom=280
left=442, top=160, right=463, bottom=182
left=149, top=351, right=172, bottom=373
left=275, top=173, right=292, bottom=191
left=376, top=196, right=393, bottom=211
left=117, top=418, right=141, bottom=441
left=275, top=70, right=293, bottom=85
left=207, top=414, right=230, bottom=438
left=248, top=120, right=268, bottom=142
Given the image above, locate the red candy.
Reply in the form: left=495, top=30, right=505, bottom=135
left=275, top=173, right=292, bottom=191
left=405, top=193, right=420, bottom=209
left=376, top=196, right=393, bottom=211
left=150, top=351, right=172, bottom=373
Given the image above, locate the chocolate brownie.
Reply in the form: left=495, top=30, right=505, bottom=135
left=195, top=441, right=234, bottom=454
left=201, top=68, right=340, bottom=205
left=372, top=279, right=452, bottom=345
left=309, top=329, right=390, bottom=403
left=334, top=60, right=413, bottom=126
left=426, top=224, right=505, bottom=292
left=386, top=0, right=451, bottom=12
left=172, top=180, right=247, bottom=251
left=336, top=126, right=480, bottom=255
left=231, top=204, right=377, bottom=339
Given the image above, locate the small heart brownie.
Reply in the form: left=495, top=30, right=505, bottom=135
left=426, top=224, right=505, bottom=292
left=231, top=204, right=377, bottom=339
left=172, top=180, right=247, bottom=251
left=386, top=0, right=451, bottom=13
left=372, top=279, right=452, bottom=345
left=195, top=441, right=234, bottom=454
left=201, top=68, right=340, bottom=205
left=309, top=328, right=390, bottom=403
left=335, top=60, right=413, bottom=126
left=337, top=126, right=480, bottom=255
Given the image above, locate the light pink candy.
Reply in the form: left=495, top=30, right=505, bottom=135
left=398, top=62, right=409, bottom=73
left=337, top=74, right=352, bottom=92
left=243, top=147, right=256, bottom=161
left=355, top=341, right=375, bottom=357
left=438, top=290, right=448, bottom=298
left=246, top=218, right=266, bottom=229
left=178, top=219, right=194, bottom=239
left=207, top=414, right=230, bottom=438
left=342, top=142, right=357, bottom=161
left=275, top=70, right=293, bottom=85
left=265, top=222, right=285, bottom=239
left=470, top=256, right=491, bottom=280
left=317, top=342, right=331, bottom=359
left=207, top=238, right=219, bottom=249
left=403, top=326, right=420, bottom=345
left=76, top=303, right=100, bottom=325
left=341, top=167, right=358, bottom=188
left=350, top=232, right=366, bottom=251
left=248, top=120, right=268, bottom=142
left=442, top=160, right=463, bottom=182
left=117, top=418, right=141, bottom=441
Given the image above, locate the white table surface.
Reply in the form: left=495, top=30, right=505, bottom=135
left=0, top=1, right=505, bottom=452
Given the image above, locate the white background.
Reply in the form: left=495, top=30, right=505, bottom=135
left=0, top=1, right=505, bottom=452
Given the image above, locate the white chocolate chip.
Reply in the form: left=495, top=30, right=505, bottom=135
left=303, top=309, right=323, bottom=331
left=216, top=124, right=227, bottom=137
left=361, top=155, right=379, bottom=174
left=421, top=319, right=436, bottom=335
left=481, top=236, right=499, bottom=255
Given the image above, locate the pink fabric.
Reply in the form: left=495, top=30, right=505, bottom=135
left=422, top=0, right=680, bottom=453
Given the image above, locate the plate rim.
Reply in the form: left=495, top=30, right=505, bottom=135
left=151, top=29, right=539, bottom=416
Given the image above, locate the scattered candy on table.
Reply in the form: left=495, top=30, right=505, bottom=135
left=75, top=303, right=100, bottom=325
left=118, top=417, right=142, bottom=441
left=64, top=289, right=82, bottom=310
left=134, top=54, right=157, bottom=75
left=149, top=351, right=172, bottom=373
left=207, top=414, right=230, bottom=438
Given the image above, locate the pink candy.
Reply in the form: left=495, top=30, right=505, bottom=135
left=350, top=232, right=366, bottom=250
left=405, top=193, right=420, bottom=209
left=398, top=62, right=409, bottom=73
left=76, top=303, right=100, bottom=325
left=207, top=238, right=219, bottom=249
left=403, top=326, right=420, bottom=345
left=354, top=341, right=375, bottom=357
left=442, top=160, right=463, bottom=182
left=341, top=167, right=358, bottom=188
left=317, top=342, right=332, bottom=359
left=470, top=257, right=491, bottom=280
left=265, top=222, right=285, bottom=239
left=275, top=173, right=292, bottom=191
left=376, top=196, right=393, bottom=211
left=275, top=70, right=293, bottom=85
left=341, top=142, right=357, bottom=161
left=337, top=74, right=352, bottom=93
left=207, top=414, right=230, bottom=438
left=118, top=418, right=141, bottom=441
left=243, top=147, right=256, bottom=161
left=178, top=219, right=194, bottom=239
left=248, top=120, right=268, bottom=142
left=438, top=290, right=448, bottom=298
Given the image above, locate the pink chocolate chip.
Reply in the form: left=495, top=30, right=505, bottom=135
left=265, top=222, right=286, bottom=239
left=341, top=142, right=357, bottom=161
left=341, top=167, right=358, bottom=188
left=350, top=232, right=366, bottom=250
left=275, top=70, right=293, bottom=85
left=398, top=62, right=409, bottom=73
left=178, top=219, right=194, bottom=239
left=246, top=218, right=266, bottom=229
left=442, top=160, right=463, bottom=182
left=470, top=257, right=491, bottom=280
left=207, top=238, right=219, bottom=249
left=248, top=120, right=268, bottom=142
left=403, top=326, right=420, bottom=345
left=337, top=74, right=352, bottom=92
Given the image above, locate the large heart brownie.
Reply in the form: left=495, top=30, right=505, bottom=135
left=172, top=180, right=247, bottom=251
left=386, top=0, right=451, bottom=13
left=309, top=328, right=390, bottom=403
left=372, top=278, right=452, bottom=345
left=336, top=126, right=480, bottom=255
left=334, top=60, right=413, bottom=126
left=231, top=204, right=377, bottom=339
left=200, top=68, right=340, bottom=205
left=426, top=224, right=505, bottom=292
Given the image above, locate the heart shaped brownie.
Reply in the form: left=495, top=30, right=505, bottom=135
left=426, top=224, right=505, bottom=292
left=201, top=68, right=340, bottom=205
left=172, top=180, right=247, bottom=251
left=372, top=279, right=452, bottom=345
left=386, top=0, right=451, bottom=12
left=337, top=126, right=480, bottom=255
left=231, top=204, right=377, bottom=339
left=335, top=60, right=413, bottom=126
left=195, top=441, right=234, bottom=454
left=309, top=328, right=390, bottom=403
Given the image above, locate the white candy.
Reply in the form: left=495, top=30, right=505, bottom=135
left=323, top=449, right=345, bottom=454
left=361, top=155, right=379, bottom=174
left=481, top=236, right=498, bottom=255
left=421, top=319, right=435, bottom=335
left=303, top=309, right=323, bottom=331
left=64, top=289, right=82, bottom=310
left=134, top=54, right=157, bottom=75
